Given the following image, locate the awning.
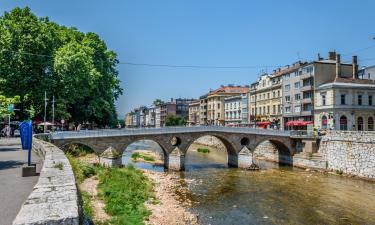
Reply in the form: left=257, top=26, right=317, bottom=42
left=256, top=121, right=272, bottom=125
left=285, top=120, right=313, bottom=126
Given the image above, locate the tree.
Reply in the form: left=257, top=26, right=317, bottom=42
left=153, top=99, right=164, bottom=106
left=165, top=114, right=186, bottom=126
left=0, top=95, right=20, bottom=118
left=0, top=7, right=122, bottom=126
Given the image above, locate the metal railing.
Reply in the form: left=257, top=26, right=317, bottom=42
left=50, top=126, right=293, bottom=140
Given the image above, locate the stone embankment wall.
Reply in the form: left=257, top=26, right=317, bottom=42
left=320, top=131, right=375, bottom=179
left=13, top=139, right=80, bottom=225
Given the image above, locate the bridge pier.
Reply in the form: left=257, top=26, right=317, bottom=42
left=166, top=147, right=185, bottom=171
left=228, top=147, right=253, bottom=169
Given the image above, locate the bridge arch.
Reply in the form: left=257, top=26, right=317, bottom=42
left=253, top=138, right=293, bottom=165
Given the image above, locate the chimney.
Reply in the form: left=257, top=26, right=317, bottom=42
left=317, top=53, right=322, bottom=61
left=352, top=56, right=358, bottom=79
left=336, top=54, right=341, bottom=78
left=329, top=51, right=336, bottom=60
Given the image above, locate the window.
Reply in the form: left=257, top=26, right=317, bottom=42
left=273, top=91, right=276, bottom=98
left=357, top=117, right=363, bottom=131
left=303, top=103, right=313, bottom=111
left=369, top=95, right=373, bottom=106
left=322, top=95, right=326, bottom=106
left=285, top=84, right=290, bottom=92
left=278, top=104, right=281, bottom=113
left=267, top=93, right=270, bottom=99
left=285, top=106, right=291, bottom=113
left=321, top=115, right=328, bottom=129
left=340, top=116, right=348, bottom=130
left=267, top=106, right=270, bottom=114
left=294, top=82, right=300, bottom=89
left=368, top=117, right=374, bottom=131
left=341, top=94, right=346, bottom=105
left=303, top=91, right=313, bottom=99
left=295, top=94, right=301, bottom=101
left=218, top=103, right=220, bottom=109
left=278, top=90, right=280, bottom=97
left=263, top=106, right=266, bottom=114
left=273, top=105, right=276, bottom=114
left=295, top=105, right=301, bottom=113
left=285, top=95, right=291, bottom=102
left=358, top=95, right=362, bottom=105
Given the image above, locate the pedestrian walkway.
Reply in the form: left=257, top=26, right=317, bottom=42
left=0, top=138, right=42, bottom=225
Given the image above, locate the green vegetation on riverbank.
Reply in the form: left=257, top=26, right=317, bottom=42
left=197, top=148, right=210, bottom=153
left=67, top=154, right=155, bottom=225
left=131, top=152, right=155, bottom=162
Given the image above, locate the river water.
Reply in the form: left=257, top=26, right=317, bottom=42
left=123, top=141, right=375, bottom=225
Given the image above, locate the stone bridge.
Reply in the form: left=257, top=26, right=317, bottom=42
left=47, top=126, right=307, bottom=171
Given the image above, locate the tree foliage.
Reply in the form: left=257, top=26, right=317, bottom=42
left=0, top=7, right=122, bottom=126
left=0, top=95, right=20, bottom=118
left=165, top=114, right=186, bottom=126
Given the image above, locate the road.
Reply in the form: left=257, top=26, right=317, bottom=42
left=0, top=138, right=42, bottom=225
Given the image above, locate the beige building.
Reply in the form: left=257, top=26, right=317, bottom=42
left=188, top=100, right=200, bottom=126
left=314, top=55, right=375, bottom=131
left=205, top=85, right=249, bottom=126
left=249, top=73, right=283, bottom=128
left=125, top=113, right=133, bottom=128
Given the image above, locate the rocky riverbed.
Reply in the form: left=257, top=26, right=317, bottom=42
left=143, top=170, right=199, bottom=225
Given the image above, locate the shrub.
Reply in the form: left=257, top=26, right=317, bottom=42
left=197, top=148, right=210, bottom=153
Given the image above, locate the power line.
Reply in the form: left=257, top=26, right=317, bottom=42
left=117, top=62, right=280, bottom=69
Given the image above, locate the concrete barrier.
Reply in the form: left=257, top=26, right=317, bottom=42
left=13, top=139, right=80, bottom=225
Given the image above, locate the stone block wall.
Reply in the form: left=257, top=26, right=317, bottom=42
left=320, top=131, right=375, bottom=179
left=253, top=141, right=279, bottom=162
left=13, top=139, right=80, bottom=225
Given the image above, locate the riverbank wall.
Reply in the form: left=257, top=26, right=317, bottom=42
left=13, top=139, right=80, bottom=225
left=319, top=131, right=375, bottom=179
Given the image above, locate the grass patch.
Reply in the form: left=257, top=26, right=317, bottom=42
left=97, top=165, right=154, bottom=225
left=81, top=191, right=93, bottom=218
left=53, top=162, right=64, bottom=170
left=68, top=154, right=155, bottom=225
left=131, top=152, right=155, bottom=162
left=66, top=144, right=94, bottom=157
left=197, top=148, right=210, bottom=153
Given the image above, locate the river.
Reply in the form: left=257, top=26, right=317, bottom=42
left=123, top=141, right=375, bottom=225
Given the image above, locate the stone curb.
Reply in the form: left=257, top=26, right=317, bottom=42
left=12, top=139, right=80, bottom=225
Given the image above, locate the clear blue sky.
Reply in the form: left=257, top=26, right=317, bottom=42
left=1, top=1, right=375, bottom=117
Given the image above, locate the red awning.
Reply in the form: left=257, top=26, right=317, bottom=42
left=286, top=120, right=313, bottom=126
left=256, top=121, right=272, bottom=125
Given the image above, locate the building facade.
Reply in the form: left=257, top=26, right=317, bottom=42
left=241, top=93, right=250, bottom=125
left=224, top=95, right=242, bottom=126
left=155, top=106, right=161, bottom=128
left=206, top=85, right=249, bottom=126
left=188, top=100, right=200, bottom=126
left=199, top=94, right=208, bottom=125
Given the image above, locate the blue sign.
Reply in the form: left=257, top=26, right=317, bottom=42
left=20, top=120, right=33, bottom=166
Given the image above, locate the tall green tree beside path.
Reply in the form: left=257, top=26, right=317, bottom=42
left=0, top=7, right=122, bottom=126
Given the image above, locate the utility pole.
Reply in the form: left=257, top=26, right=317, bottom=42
left=52, top=95, right=55, bottom=127
left=44, top=91, right=48, bottom=133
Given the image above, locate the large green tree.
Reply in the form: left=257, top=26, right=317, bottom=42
left=0, top=7, right=122, bottom=126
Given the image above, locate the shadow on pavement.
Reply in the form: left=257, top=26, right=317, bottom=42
left=0, top=160, right=24, bottom=170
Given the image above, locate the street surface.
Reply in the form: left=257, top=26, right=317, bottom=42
left=0, top=138, right=41, bottom=225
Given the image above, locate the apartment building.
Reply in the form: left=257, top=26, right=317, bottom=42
left=224, top=95, right=242, bottom=125
left=206, top=85, right=249, bottom=126
left=155, top=106, right=161, bottom=128
left=314, top=55, right=375, bottom=131
left=199, top=94, right=208, bottom=125
left=125, top=113, right=133, bottom=127
left=241, top=93, right=250, bottom=125
left=188, top=100, right=200, bottom=126
left=249, top=73, right=283, bottom=128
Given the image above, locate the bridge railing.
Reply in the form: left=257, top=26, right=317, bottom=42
left=50, top=126, right=292, bottom=140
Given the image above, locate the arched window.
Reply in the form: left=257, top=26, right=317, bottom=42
left=340, top=116, right=348, bottom=130
left=368, top=117, right=374, bottom=131
left=357, top=117, right=364, bottom=131
left=321, top=115, right=328, bottom=129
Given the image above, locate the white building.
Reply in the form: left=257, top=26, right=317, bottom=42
left=145, top=106, right=155, bottom=127
left=224, top=95, right=242, bottom=126
left=155, top=106, right=161, bottom=128
left=314, top=79, right=375, bottom=131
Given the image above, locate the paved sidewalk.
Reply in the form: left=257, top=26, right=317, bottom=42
left=0, top=138, right=42, bottom=225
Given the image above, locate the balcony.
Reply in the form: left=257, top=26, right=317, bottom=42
left=300, top=85, right=313, bottom=92
left=301, top=98, right=312, bottom=104
left=300, top=73, right=313, bottom=80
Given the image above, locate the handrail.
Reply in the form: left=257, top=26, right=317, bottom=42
left=49, top=126, right=294, bottom=140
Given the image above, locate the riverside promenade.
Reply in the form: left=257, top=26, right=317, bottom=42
left=0, top=138, right=41, bottom=225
